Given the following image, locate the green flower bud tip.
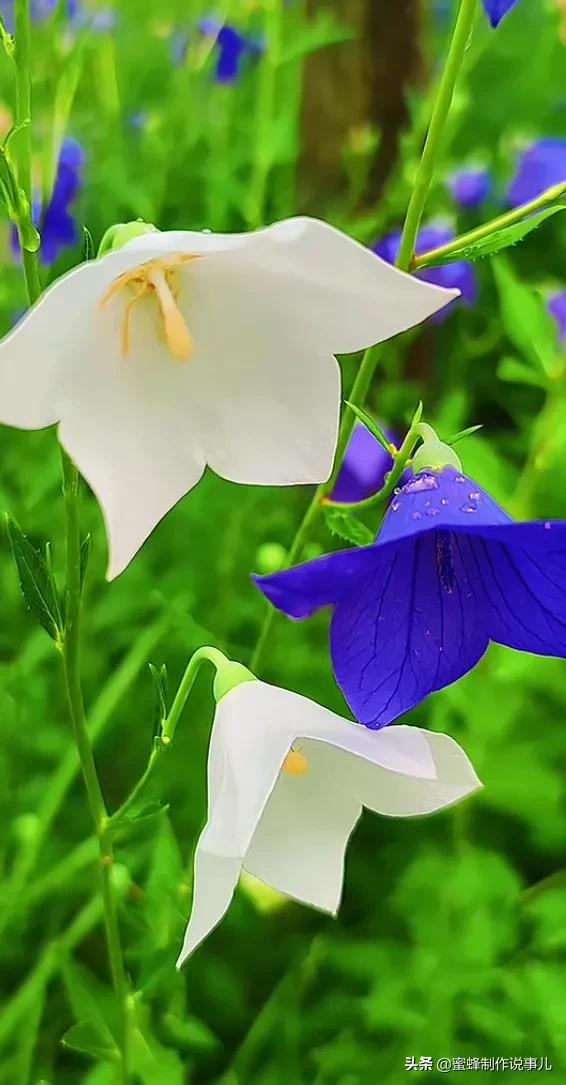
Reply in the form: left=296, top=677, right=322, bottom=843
left=213, top=659, right=257, bottom=702
left=98, top=220, right=158, bottom=257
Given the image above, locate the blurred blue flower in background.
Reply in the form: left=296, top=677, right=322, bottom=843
left=482, top=0, right=519, bottom=28
left=330, top=423, right=395, bottom=505
left=507, top=139, right=566, bottom=206
left=374, top=222, right=476, bottom=318
left=548, top=291, right=566, bottom=344
left=448, top=166, right=492, bottom=209
left=0, top=0, right=115, bottom=31
left=256, top=465, right=566, bottom=729
left=12, top=138, right=85, bottom=266
left=199, top=17, right=263, bottom=84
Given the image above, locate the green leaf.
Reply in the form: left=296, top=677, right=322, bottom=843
left=493, top=260, right=559, bottom=377
left=142, top=818, right=185, bottom=951
left=324, top=507, right=374, bottom=548
left=62, top=959, right=118, bottom=1041
left=422, top=205, right=566, bottom=267
left=497, top=356, right=549, bottom=390
left=61, top=1021, right=118, bottom=1063
left=410, top=400, right=424, bottom=428
left=344, top=402, right=392, bottom=452
left=82, top=227, right=95, bottom=262
left=7, top=517, right=63, bottom=642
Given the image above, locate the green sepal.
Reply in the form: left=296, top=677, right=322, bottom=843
left=445, top=424, right=483, bottom=447
left=98, top=220, right=158, bottom=257
left=344, top=402, right=393, bottom=454
left=81, top=226, right=95, bottom=262
left=149, top=662, right=168, bottom=736
left=412, top=424, right=462, bottom=474
left=7, top=516, right=63, bottom=643
left=213, top=659, right=257, bottom=702
left=324, top=505, right=374, bottom=547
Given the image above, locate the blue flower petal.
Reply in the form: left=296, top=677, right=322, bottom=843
left=482, top=0, right=519, bottom=27
left=253, top=546, right=380, bottom=620
left=330, top=530, right=489, bottom=728
left=548, top=291, right=566, bottom=344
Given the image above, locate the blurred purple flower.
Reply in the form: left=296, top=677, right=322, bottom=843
left=374, top=223, right=476, bottom=319
left=330, top=423, right=395, bottom=505
left=548, top=291, right=566, bottom=344
left=11, top=138, right=85, bottom=267
left=199, top=17, right=263, bottom=83
left=507, top=139, right=566, bottom=206
left=448, top=167, right=491, bottom=209
left=482, top=0, right=519, bottom=27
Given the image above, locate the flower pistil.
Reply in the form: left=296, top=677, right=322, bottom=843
left=100, top=254, right=199, bottom=361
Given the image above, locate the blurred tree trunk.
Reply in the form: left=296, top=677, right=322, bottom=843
left=300, top=0, right=423, bottom=209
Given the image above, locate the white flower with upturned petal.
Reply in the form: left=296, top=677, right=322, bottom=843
left=0, top=218, right=457, bottom=578
left=177, top=680, right=481, bottom=965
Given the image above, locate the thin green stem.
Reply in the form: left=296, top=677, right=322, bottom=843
left=396, top=0, right=477, bottom=272
left=323, top=429, right=421, bottom=514
left=14, top=0, right=41, bottom=305
left=250, top=1, right=476, bottom=674
left=60, top=451, right=130, bottom=1084
left=414, top=180, right=566, bottom=270
left=111, top=646, right=225, bottom=824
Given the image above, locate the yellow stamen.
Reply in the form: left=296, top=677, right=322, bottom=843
left=99, top=254, right=199, bottom=362
left=282, top=749, right=309, bottom=776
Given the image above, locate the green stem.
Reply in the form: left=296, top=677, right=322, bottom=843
left=14, top=0, right=41, bottom=305
left=111, top=646, right=226, bottom=824
left=323, top=428, right=421, bottom=514
left=250, top=2, right=475, bottom=674
left=246, top=0, right=283, bottom=227
left=396, top=0, right=477, bottom=272
left=60, top=452, right=130, bottom=1083
left=414, top=180, right=566, bottom=270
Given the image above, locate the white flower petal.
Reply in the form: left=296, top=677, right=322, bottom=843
left=244, top=742, right=361, bottom=915
left=176, top=850, right=241, bottom=967
left=57, top=312, right=205, bottom=578
left=349, top=729, right=482, bottom=817
left=176, top=257, right=340, bottom=484
left=0, top=245, right=181, bottom=430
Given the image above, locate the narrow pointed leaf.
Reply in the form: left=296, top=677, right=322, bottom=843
left=61, top=1021, right=118, bottom=1063
left=7, top=517, right=63, bottom=641
left=344, top=402, right=392, bottom=452
left=445, top=424, right=483, bottom=447
left=420, top=205, right=566, bottom=267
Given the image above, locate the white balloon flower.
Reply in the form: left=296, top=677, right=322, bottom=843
left=0, top=218, right=457, bottom=578
left=177, top=679, right=481, bottom=966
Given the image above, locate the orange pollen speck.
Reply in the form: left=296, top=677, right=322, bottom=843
left=99, top=253, right=199, bottom=362
left=282, top=749, right=309, bottom=776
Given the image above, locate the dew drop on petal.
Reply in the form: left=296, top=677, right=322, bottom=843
left=404, top=473, right=440, bottom=494
left=425, top=507, right=440, bottom=517
left=454, top=475, right=466, bottom=484
left=412, top=511, right=422, bottom=520
left=544, top=521, right=552, bottom=530
left=469, top=491, right=481, bottom=501
left=441, top=498, right=449, bottom=507
left=460, top=504, right=477, bottom=514
left=391, top=500, right=401, bottom=511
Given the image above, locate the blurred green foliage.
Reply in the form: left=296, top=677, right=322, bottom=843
left=1, top=0, right=566, bottom=1082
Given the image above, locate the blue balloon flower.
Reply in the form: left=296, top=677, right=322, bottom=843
left=255, top=466, right=566, bottom=729
left=330, top=423, right=395, bottom=505
left=374, top=223, right=477, bottom=318
left=481, top=0, right=519, bottom=28
left=11, top=137, right=85, bottom=266
left=507, top=139, right=566, bottom=206
left=448, top=166, right=492, bottom=209
left=548, top=291, right=566, bottom=344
